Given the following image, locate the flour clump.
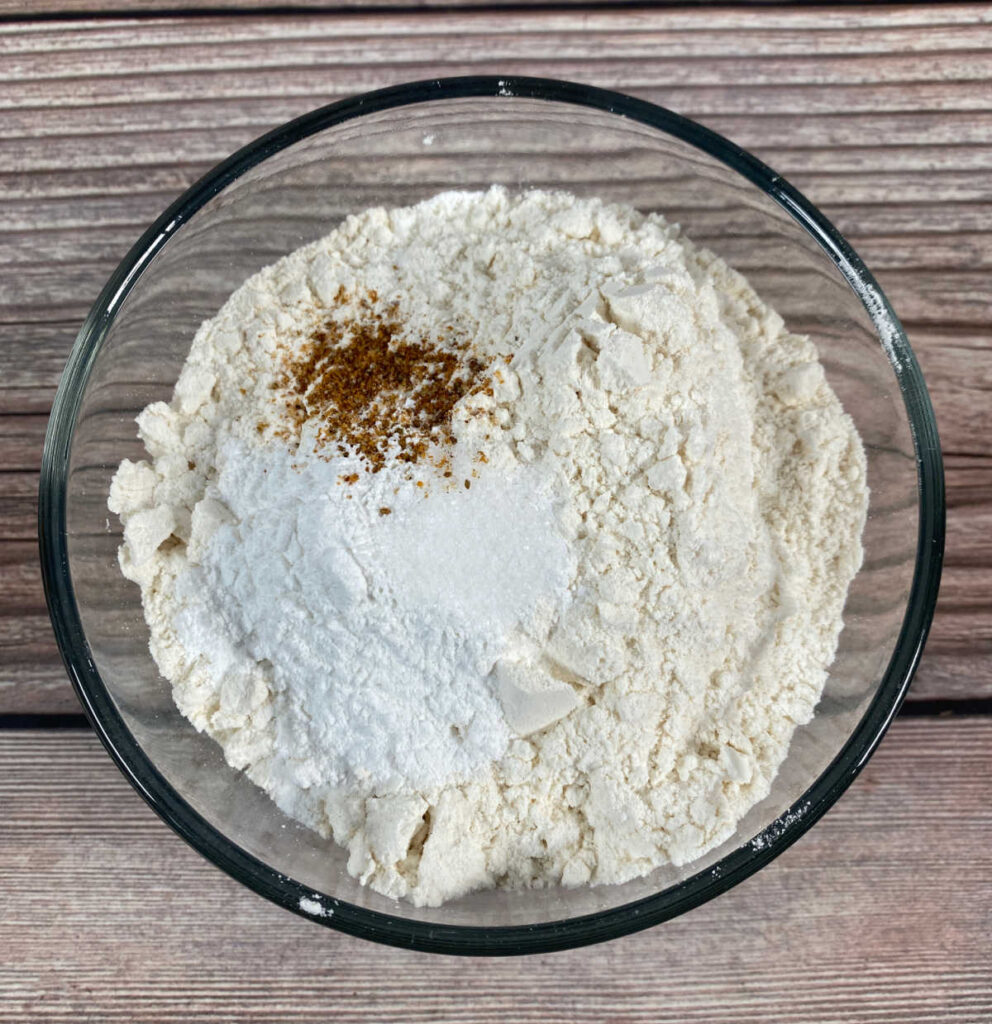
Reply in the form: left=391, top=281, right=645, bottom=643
left=110, top=187, right=868, bottom=907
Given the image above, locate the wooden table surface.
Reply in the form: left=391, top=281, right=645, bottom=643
left=2, top=3, right=990, bottom=1020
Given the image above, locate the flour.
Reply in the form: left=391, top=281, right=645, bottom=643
left=109, top=187, right=868, bottom=907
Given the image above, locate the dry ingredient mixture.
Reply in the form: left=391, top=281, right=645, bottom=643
left=110, top=188, right=868, bottom=907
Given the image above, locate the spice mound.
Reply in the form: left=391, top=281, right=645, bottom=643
left=109, top=187, right=868, bottom=908
left=274, top=288, right=490, bottom=472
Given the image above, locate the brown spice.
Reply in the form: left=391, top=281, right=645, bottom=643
left=275, top=289, right=491, bottom=473
left=378, top=507, right=392, bottom=516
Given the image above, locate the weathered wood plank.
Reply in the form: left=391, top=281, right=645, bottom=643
left=0, top=414, right=47, bottom=470
left=0, top=322, right=73, bottom=413
left=7, top=112, right=992, bottom=174
left=2, top=6, right=991, bottom=710
left=2, top=6, right=990, bottom=39
left=0, top=13, right=990, bottom=335
left=2, top=52, right=991, bottom=99
left=0, top=718, right=988, bottom=1021
left=0, top=0, right=802, bottom=12
left=0, top=474, right=37, bottom=540
left=1, top=11, right=989, bottom=1023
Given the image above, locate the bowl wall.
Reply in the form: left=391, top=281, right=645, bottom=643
left=49, top=84, right=932, bottom=946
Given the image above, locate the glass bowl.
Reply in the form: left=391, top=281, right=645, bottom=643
left=39, top=77, right=944, bottom=955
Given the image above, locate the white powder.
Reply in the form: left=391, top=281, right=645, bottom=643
left=110, top=187, right=868, bottom=907
left=172, top=439, right=572, bottom=793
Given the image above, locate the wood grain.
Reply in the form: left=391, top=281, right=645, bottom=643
left=2, top=5, right=991, bottom=714
left=1, top=717, right=989, bottom=1020
left=2, top=5, right=990, bottom=26
left=1, top=9, right=990, bottom=1022
left=2, top=0, right=722, bottom=12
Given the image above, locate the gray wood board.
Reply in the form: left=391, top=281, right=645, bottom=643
left=2, top=8, right=989, bottom=709
left=1, top=717, right=989, bottom=1021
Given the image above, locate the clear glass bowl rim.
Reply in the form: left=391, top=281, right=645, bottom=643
left=38, top=75, right=945, bottom=956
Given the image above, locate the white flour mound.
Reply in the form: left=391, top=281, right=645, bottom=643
left=110, top=187, right=868, bottom=907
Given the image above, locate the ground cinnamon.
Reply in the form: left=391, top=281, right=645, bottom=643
left=274, top=290, right=490, bottom=472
